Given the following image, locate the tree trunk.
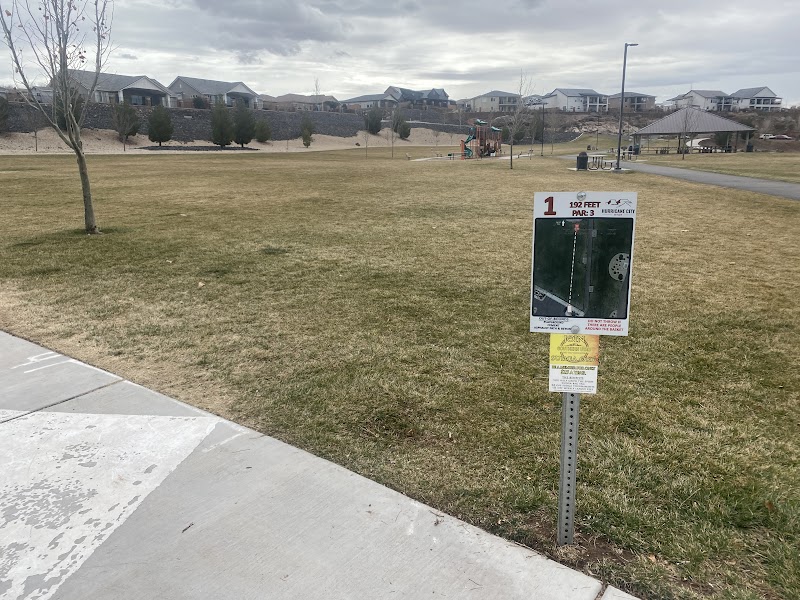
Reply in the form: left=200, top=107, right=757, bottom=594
left=75, top=150, right=99, bottom=234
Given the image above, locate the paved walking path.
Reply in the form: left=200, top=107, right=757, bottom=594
left=623, top=161, right=800, bottom=200
left=563, top=156, right=800, bottom=201
left=0, top=331, right=638, bottom=600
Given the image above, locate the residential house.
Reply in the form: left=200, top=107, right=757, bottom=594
left=340, top=92, right=398, bottom=110
left=0, top=86, right=8, bottom=100
left=258, top=94, right=279, bottom=110
left=65, top=69, right=172, bottom=106
left=608, top=92, right=656, bottom=112
left=543, top=89, right=608, bottom=112
left=168, top=76, right=259, bottom=108
left=384, top=86, right=449, bottom=108
left=12, top=86, right=54, bottom=104
left=523, top=94, right=545, bottom=107
left=730, top=87, right=782, bottom=111
left=273, top=93, right=339, bottom=111
left=668, top=90, right=734, bottom=112
left=465, top=91, right=520, bottom=113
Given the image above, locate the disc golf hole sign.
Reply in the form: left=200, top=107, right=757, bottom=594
left=530, top=192, right=638, bottom=336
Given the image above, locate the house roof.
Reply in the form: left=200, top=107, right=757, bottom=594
left=259, top=94, right=278, bottom=102
left=474, top=90, right=519, bottom=99
left=609, top=92, right=655, bottom=99
left=274, top=93, right=338, bottom=104
left=547, top=88, right=604, bottom=97
left=686, top=90, right=729, bottom=98
left=386, top=86, right=449, bottom=102
left=633, top=107, right=755, bottom=136
left=341, top=93, right=391, bottom=103
left=169, top=76, right=257, bottom=97
left=67, top=69, right=171, bottom=95
left=731, top=86, right=777, bottom=98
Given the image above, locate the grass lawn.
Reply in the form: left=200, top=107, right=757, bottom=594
left=1, top=150, right=798, bottom=600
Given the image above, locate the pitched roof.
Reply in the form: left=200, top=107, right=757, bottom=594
left=686, top=90, right=729, bottom=98
left=67, top=69, right=170, bottom=94
left=731, top=86, right=777, bottom=98
left=609, top=91, right=655, bottom=99
left=170, top=76, right=257, bottom=97
left=633, top=107, right=755, bottom=136
left=474, top=90, right=519, bottom=98
left=341, top=93, right=391, bottom=103
left=274, top=93, right=338, bottom=104
left=547, top=88, right=604, bottom=97
left=385, top=86, right=448, bottom=102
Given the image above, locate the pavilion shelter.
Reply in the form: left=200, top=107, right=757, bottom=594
left=632, top=107, right=755, bottom=154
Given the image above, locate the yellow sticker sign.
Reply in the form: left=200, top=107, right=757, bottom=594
left=549, top=334, right=600, bottom=367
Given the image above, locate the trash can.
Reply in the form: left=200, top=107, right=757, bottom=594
left=633, top=144, right=640, bottom=155
left=576, top=151, right=588, bottom=170
left=746, top=143, right=754, bottom=152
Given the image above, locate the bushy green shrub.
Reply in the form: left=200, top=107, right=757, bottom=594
left=233, top=100, right=255, bottom=147
left=210, top=102, right=233, bottom=147
left=365, top=106, right=382, bottom=135
left=254, top=120, right=271, bottom=143
left=301, top=115, right=314, bottom=147
left=0, top=97, right=8, bottom=133
left=147, top=104, right=173, bottom=146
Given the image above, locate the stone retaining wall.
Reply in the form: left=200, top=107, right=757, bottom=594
left=4, top=102, right=471, bottom=142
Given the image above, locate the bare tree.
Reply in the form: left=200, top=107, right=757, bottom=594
left=23, top=102, right=46, bottom=151
left=314, top=77, right=321, bottom=112
left=1, top=0, right=113, bottom=233
left=508, top=71, right=533, bottom=169
left=678, top=106, right=699, bottom=161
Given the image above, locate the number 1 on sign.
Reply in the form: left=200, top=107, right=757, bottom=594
left=544, top=196, right=556, bottom=215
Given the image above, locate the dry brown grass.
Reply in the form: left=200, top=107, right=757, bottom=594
left=1, top=151, right=798, bottom=600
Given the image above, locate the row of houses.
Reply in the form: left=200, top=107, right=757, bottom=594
left=667, top=88, right=782, bottom=112
left=0, top=70, right=452, bottom=113
left=458, top=86, right=783, bottom=114
left=0, top=71, right=783, bottom=115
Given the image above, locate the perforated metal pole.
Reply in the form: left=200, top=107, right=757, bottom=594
left=557, top=392, right=581, bottom=546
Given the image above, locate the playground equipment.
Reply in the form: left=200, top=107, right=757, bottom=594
left=459, top=119, right=503, bottom=159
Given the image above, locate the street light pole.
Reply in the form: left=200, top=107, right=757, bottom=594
left=615, top=42, right=638, bottom=171
left=541, top=103, right=545, bottom=157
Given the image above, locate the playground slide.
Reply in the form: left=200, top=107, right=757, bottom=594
left=464, top=133, right=475, bottom=144
left=464, top=147, right=473, bottom=158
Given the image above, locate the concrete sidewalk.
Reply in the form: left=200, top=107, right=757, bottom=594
left=0, top=331, right=638, bottom=600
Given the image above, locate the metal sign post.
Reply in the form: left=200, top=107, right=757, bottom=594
left=531, top=191, right=638, bottom=547
left=557, top=392, right=580, bottom=546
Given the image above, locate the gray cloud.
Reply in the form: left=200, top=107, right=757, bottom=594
left=2, top=0, right=798, bottom=104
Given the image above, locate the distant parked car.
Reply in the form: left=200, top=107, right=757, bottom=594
left=759, top=134, right=775, bottom=139
left=771, top=134, right=793, bottom=140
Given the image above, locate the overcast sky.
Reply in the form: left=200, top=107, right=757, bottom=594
left=3, top=0, right=799, bottom=106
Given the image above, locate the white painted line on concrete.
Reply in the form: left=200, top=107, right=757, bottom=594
left=23, top=359, right=74, bottom=373
left=10, top=352, right=62, bottom=369
left=9, top=352, right=121, bottom=379
left=601, top=585, right=641, bottom=600
left=0, top=411, right=219, bottom=600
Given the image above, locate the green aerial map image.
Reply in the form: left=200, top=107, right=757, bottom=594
left=532, top=218, right=634, bottom=318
